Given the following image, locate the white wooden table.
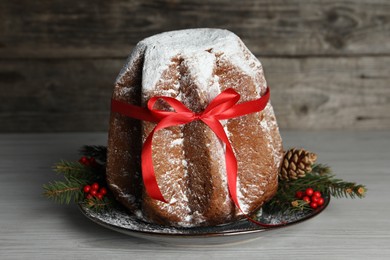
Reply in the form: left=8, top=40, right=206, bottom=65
left=0, top=131, right=389, bottom=259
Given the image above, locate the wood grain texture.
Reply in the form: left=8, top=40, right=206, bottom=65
left=0, top=59, right=121, bottom=132
left=0, top=132, right=389, bottom=259
left=264, top=56, right=390, bottom=129
left=1, top=56, right=389, bottom=132
left=0, top=0, right=389, bottom=132
left=0, top=0, right=389, bottom=58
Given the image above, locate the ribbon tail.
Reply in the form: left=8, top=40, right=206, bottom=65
left=111, top=99, right=158, bottom=122
left=201, top=116, right=286, bottom=228
left=141, top=113, right=197, bottom=203
left=200, top=116, right=241, bottom=211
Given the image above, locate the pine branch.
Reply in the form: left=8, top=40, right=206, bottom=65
left=290, top=174, right=366, bottom=199
left=329, top=181, right=366, bottom=199
left=43, top=178, right=86, bottom=204
left=44, top=145, right=111, bottom=210
left=263, top=166, right=366, bottom=215
left=54, top=160, right=95, bottom=181
left=80, top=145, right=107, bottom=163
left=262, top=196, right=312, bottom=216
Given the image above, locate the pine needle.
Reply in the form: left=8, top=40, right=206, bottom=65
left=81, top=197, right=113, bottom=211
left=43, top=179, right=85, bottom=204
left=311, top=163, right=332, bottom=175
left=54, top=160, right=94, bottom=181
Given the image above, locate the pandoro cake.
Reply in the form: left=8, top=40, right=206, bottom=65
left=106, top=28, right=283, bottom=227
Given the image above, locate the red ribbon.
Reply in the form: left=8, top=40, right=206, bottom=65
left=112, top=87, right=278, bottom=226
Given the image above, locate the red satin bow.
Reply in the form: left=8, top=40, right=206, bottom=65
left=111, top=87, right=270, bottom=214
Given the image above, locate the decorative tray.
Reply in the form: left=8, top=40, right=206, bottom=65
left=79, top=195, right=330, bottom=246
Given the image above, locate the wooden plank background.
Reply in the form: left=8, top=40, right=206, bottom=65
left=0, top=0, right=389, bottom=132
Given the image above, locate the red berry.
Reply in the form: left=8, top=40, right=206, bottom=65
left=295, top=191, right=304, bottom=199
left=311, top=196, right=320, bottom=203
left=90, top=190, right=98, bottom=196
left=79, top=156, right=90, bottom=165
left=96, top=193, right=103, bottom=200
left=305, top=188, right=314, bottom=197
left=310, top=202, right=318, bottom=209
left=86, top=194, right=93, bottom=199
left=89, top=157, right=97, bottom=167
left=91, top=182, right=99, bottom=191
left=317, top=197, right=325, bottom=206
left=313, top=191, right=322, bottom=198
left=99, top=187, right=107, bottom=195
left=83, top=185, right=91, bottom=193
left=302, top=196, right=311, bottom=203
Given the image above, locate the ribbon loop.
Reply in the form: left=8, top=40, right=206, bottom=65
left=201, top=89, right=241, bottom=118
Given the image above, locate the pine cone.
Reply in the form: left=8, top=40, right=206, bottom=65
left=279, top=148, right=317, bottom=181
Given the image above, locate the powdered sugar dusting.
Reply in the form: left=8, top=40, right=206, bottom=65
left=120, top=29, right=262, bottom=93
left=117, top=86, right=133, bottom=96
left=261, top=103, right=283, bottom=168
left=181, top=51, right=216, bottom=93
left=207, top=75, right=221, bottom=102
left=236, top=180, right=250, bottom=213
left=116, top=43, right=146, bottom=85
left=170, top=138, right=184, bottom=148
left=109, top=184, right=136, bottom=204
left=83, top=208, right=182, bottom=234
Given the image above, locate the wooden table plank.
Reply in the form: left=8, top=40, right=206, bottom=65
left=0, top=131, right=389, bottom=259
left=1, top=0, right=389, bottom=58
